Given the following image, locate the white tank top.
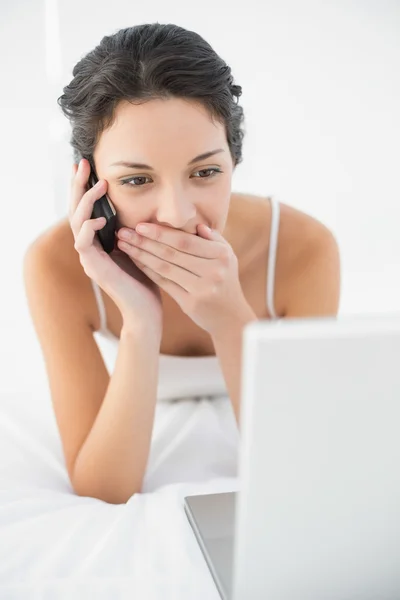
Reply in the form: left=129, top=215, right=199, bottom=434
left=90, top=197, right=281, bottom=402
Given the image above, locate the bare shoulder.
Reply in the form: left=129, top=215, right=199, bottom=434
left=277, top=201, right=339, bottom=264
left=236, top=194, right=339, bottom=317
left=29, top=216, right=76, bottom=266
left=275, top=201, right=340, bottom=316
left=25, top=216, right=97, bottom=329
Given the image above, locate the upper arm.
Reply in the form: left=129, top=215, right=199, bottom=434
left=283, top=221, right=341, bottom=318
left=23, top=230, right=110, bottom=482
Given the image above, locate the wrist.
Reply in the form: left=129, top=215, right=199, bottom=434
left=210, top=304, right=258, bottom=342
left=121, top=317, right=162, bottom=343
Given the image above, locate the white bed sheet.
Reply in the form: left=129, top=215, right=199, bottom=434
left=0, top=387, right=240, bottom=599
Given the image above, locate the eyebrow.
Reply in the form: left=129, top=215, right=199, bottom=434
left=109, top=148, right=225, bottom=170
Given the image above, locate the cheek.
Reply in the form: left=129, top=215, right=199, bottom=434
left=115, top=207, right=151, bottom=232
left=206, top=177, right=231, bottom=206
left=201, top=197, right=231, bottom=230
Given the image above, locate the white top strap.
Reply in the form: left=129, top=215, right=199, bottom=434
left=266, top=196, right=280, bottom=320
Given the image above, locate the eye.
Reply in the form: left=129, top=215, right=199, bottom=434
left=120, top=176, right=152, bottom=187
left=192, top=168, right=223, bottom=179
left=119, top=168, right=223, bottom=188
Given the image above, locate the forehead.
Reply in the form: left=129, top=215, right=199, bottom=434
left=94, top=97, right=228, bottom=163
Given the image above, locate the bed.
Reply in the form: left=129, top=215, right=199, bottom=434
left=0, top=374, right=240, bottom=599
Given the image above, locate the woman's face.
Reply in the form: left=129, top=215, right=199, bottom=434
left=93, top=97, right=235, bottom=236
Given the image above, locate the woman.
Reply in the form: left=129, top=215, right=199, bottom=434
left=23, top=23, right=341, bottom=504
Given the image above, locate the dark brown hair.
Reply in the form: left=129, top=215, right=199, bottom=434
left=57, top=22, right=245, bottom=169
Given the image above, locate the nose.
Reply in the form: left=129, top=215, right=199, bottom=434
left=155, top=193, right=196, bottom=229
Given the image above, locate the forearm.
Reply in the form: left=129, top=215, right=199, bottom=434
left=72, top=323, right=161, bottom=504
left=211, top=305, right=258, bottom=427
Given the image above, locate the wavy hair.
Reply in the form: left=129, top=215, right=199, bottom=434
left=57, top=22, right=245, bottom=169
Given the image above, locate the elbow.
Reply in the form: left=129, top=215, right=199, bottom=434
left=70, top=467, right=142, bottom=505
left=72, top=478, right=141, bottom=505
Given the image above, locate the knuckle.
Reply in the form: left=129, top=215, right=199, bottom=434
left=177, top=236, right=191, bottom=252
left=83, top=218, right=94, bottom=231
left=212, top=268, right=225, bottom=283
left=163, top=245, right=176, bottom=261
left=74, top=234, right=84, bottom=251
left=74, top=234, right=85, bottom=251
left=219, top=246, right=231, bottom=264
left=83, top=265, right=93, bottom=278
left=158, top=260, right=171, bottom=275
left=154, top=229, right=163, bottom=243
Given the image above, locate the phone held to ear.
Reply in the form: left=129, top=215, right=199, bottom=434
left=88, top=164, right=117, bottom=254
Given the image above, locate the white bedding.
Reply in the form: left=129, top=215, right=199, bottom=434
left=0, top=387, right=240, bottom=599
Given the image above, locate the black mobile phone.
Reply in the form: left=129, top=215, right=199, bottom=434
left=88, top=163, right=117, bottom=254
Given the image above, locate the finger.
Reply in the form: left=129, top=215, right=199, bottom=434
left=122, top=242, right=198, bottom=291
left=73, top=216, right=106, bottom=254
left=69, top=178, right=107, bottom=239
left=69, top=163, right=79, bottom=198
left=134, top=261, right=188, bottom=303
left=118, top=235, right=207, bottom=275
left=196, top=223, right=227, bottom=244
left=69, top=158, right=90, bottom=218
left=135, top=223, right=221, bottom=259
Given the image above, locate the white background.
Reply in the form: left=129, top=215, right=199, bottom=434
left=1, top=0, right=399, bottom=397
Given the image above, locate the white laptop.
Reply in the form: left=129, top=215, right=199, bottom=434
left=184, top=313, right=400, bottom=600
